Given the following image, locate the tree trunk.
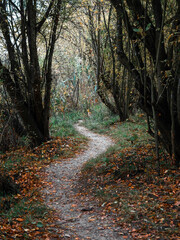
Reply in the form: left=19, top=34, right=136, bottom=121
left=110, top=0, right=180, bottom=167
left=0, top=1, right=62, bottom=147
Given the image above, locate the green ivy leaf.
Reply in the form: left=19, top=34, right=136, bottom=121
left=37, top=222, right=43, bottom=228
left=145, top=23, right=151, bottom=31
left=133, top=28, right=143, bottom=33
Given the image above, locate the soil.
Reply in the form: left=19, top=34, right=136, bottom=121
left=43, top=121, right=131, bottom=239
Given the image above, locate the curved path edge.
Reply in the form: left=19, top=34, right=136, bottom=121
left=43, top=122, right=131, bottom=240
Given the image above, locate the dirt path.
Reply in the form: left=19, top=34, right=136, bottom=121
left=44, top=122, right=131, bottom=239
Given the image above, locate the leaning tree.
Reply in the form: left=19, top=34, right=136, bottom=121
left=109, top=0, right=180, bottom=166
left=0, top=0, right=62, bottom=146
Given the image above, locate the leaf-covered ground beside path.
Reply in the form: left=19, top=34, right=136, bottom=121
left=80, top=118, right=180, bottom=240
left=0, top=108, right=179, bottom=239
left=0, top=136, right=87, bottom=239
left=42, top=123, right=130, bottom=240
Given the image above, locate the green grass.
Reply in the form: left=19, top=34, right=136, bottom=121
left=79, top=106, right=179, bottom=239
left=83, top=103, right=149, bottom=148
left=84, top=104, right=119, bottom=133
left=111, top=118, right=150, bottom=147
left=82, top=108, right=151, bottom=174
left=50, top=110, right=83, bottom=137
left=50, top=103, right=119, bottom=137
left=81, top=104, right=151, bottom=178
left=0, top=194, right=48, bottom=224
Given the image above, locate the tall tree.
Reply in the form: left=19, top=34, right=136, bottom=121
left=0, top=0, right=62, bottom=146
left=84, top=0, right=133, bottom=118
left=109, top=0, right=180, bottom=166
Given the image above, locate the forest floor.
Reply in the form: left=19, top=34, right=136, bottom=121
left=43, top=121, right=131, bottom=239
left=0, top=111, right=179, bottom=240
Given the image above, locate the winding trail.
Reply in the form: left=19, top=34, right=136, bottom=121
left=44, top=122, right=130, bottom=239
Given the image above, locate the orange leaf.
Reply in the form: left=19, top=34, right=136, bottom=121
left=71, top=204, right=77, bottom=207
left=16, top=218, right=24, bottom=222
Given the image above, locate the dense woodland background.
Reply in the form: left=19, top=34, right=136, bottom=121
left=0, top=0, right=179, bottom=239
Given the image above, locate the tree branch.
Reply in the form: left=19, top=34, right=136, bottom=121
left=36, top=0, right=55, bottom=32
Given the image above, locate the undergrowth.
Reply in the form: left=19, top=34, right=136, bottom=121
left=1, top=104, right=179, bottom=239
left=80, top=105, right=179, bottom=240
left=84, top=104, right=119, bottom=133
left=50, top=110, right=83, bottom=137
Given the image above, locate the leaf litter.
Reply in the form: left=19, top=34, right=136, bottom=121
left=42, top=123, right=131, bottom=239
left=0, top=121, right=179, bottom=240
left=79, top=140, right=180, bottom=240
left=0, top=135, right=86, bottom=239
